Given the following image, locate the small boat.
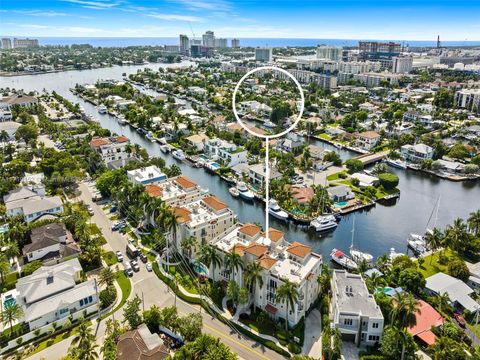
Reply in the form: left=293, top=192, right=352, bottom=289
left=310, top=215, right=338, bottom=232
left=86, top=114, right=99, bottom=123
left=350, top=249, right=374, bottom=264
left=97, top=105, right=107, bottom=114
left=137, top=128, right=146, bottom=135
left=268, top=199, right=289, bottom=221
left=263, top=120, right=276, bottom=129
left=389, top=247, right=404, bottom=261
left=117, top=115, right=127, bottom=125
left=229, top=187, right=240, bottom=197
left=386, top=158, right=407, bottom=169
left=331, top=249, right=358, bottom=270
left=146, top=132, right=156, bottom=142
left=160, top=145, right=170, bottom=153
left=237, top=182, right=254, bottom=201
left=172, top=149, right=185, bottom=161
left=333, top=142, right=343, bottom=149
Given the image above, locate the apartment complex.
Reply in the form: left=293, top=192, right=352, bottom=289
left=316, top=45, right=342, bottom=61
left=13, top=38, right=39, bottom=48
left=203, top=138, right=248, bottom=167
left=2, top=38, right=12, bottom=49
left=455, top=89, right=480, bottom=114
left=392, top=56, right=413, bottom=74
left=213, top=225, right=322, bottom=326
left=231, top=38, right=240, bottom=48
left=255, top=47, right=273, bottom=62
left=331, top=270, right=384, bottom=346
left=202, top=31, right=215, bottom=48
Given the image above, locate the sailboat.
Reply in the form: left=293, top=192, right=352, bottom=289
left=407, top=195, right=440, bottom=255
left=331, top=248, right=358, bottom=270
left=349, top=217, right=374, bottom=264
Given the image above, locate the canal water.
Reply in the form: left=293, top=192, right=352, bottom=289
left=2, top=63, right=480, bottom=263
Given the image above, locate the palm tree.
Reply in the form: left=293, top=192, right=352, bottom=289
left=0, top=303, right=24, bottom=338
left=390, top=292, right=421, bottom=360
left=357, top=259, right=371, bottom=274
left=224, top=246, right=244, bottom=283
left=99, top=267, right=116, bottom=287
left=276, top=279, right=299, bottom=332
left=181, top=236, right=197, bottom=259
left=69, top=321, right=99, bottom=360
left=198, top=244, right=222, bottom=282
left=468, top=210, right=480, bottom=237
left=0, top=253, right=10, bottom=284
left=244, top=261, right=264, bottom=313
left=424, top=228, right=444, bottom=262
left=375, top=253, right=390, bottom=273
left=0, top=130, right=9, bottom=143
left=445, top=218, right=469, bottom=253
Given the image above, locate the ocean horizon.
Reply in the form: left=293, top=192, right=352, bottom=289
left=2, top=36, right=480, bottom=48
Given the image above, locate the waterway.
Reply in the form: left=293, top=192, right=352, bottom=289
left=2, top=63, right=480, bottom=263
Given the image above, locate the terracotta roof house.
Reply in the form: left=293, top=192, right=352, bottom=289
left=174, top=176, right=196, bottom=189
left=407, top=300, right=444, bottom=346
left=203, top=195, right=228, bottom=212
left=287, top=242, right=312, bottom=259
left=291, top=186, right=314, bottom=204
left=117, top=324, right=170, bottom=360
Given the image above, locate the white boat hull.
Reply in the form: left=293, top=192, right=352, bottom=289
left=269, top=209, right=289, bottom=221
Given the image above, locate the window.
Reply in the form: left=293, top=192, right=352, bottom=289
left=344, top=318, right=353, bottom=326
left=80, top=299, right=84, bottom=306
left=372, top=322, right=379, bottom=329
left=88, top=296, right=93, bottom=303
left=60, top=308, right=69, bottom=315
left=368, top=335, right=380, bottom=342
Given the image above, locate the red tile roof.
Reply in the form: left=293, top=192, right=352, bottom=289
left=267, top=228, right=284, bottom=242
left=145, top=184, right=162, bottom=198
left=287, top=242, right=312, bottom=258
left=239, top=224, right=261, bottom=237
left=291, top=187, right=314, bottom=204
left=173, top=207, right=191, bottom=223
left=174, top=176, right=196, bottom=189
left=257, top=254, right=277, bottom=270
left=416, top=330, right=437, bottom=346
left=244, top=242, right=268, bottom=258
left=408, top=300, right=444, bottom=343
left=116, top=135, right=129, bottom=143
left=265, top=304, right=278, bottom=315
left=89, top=138, right=110, bottom=147
left=203, top=195, right=228, bottom=212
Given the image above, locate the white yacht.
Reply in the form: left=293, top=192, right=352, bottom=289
left=268, top=199, right=289, bottom=221
left=172, top=149, right=185, bottom=161
left=386, top=158, right=407, bottom=169
left=159, top=144, right=170, bottom=153
left=330, top=249, right=358, bottom=270
left=310, top=215, right=338, bottom=232
left=237, top=182, right=254, bottom=201
left=146, top=131, right=156, bottom=142
left=97, top=105, right=107, bottom=114
left=389, top=247, right=404, bottom=261
left=407, top=233, right=427, bottom=255
left=229, top=187, right=240, bottom=198
left=117, top=115, right=127, bottom=125
left=263, top=120, right=276, bottom=129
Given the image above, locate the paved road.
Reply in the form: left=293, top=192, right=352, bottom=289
left=78, top=182, right=286, bottom=360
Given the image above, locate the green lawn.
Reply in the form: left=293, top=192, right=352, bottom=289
left=88, top=223, right=101, bottom=236
left=327, top=171, right=347, bottom=181
left=318, top=133, right=331, bottom=140
left=416, top=249, right=459, bottom=278
left=240, top=318, right=275, bottom=337
left=102, top=251, right=117, bottom=266
left=101, top=271, right=131, bottom=319
left=28, top=321, right=88, bottom=356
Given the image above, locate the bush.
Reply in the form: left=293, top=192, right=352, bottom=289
left=346, top=159, right=364, bottom=174
left=447, top=259, right=470, bottom=282
left=378, top=173, right=399, bottom=190
left=99, top=285, right=117, bottom=309
left=288, top=342, right=302, bottom=354
left=351, top=177, right=360, bottom=187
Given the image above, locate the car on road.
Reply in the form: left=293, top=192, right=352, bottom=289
left=115, top=251, right=123, bottom=262
left=86, top=205, right=94, bottom=215
left=111, top=221, right=125, bottom=231
left=124, top=262, right=133, bottom=277
left=130, top=260, right=140, bottom=272
left=146, top=262, right=152, bottom=272
left=109, top=206, right=117, bottom=213
left=139, top=253, right=148, bottom=263
left=454, top=312, right=466, bottom=328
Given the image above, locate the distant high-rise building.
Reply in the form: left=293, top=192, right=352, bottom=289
left=2, top=38, right=12, bottom=49
left=215, top=38, right=228, bottom=48
left=255, top=47, right=272, bottom=62
left=202, top=31, right=215, bottom=48
left=358, top=41, right=401, bottom=69
left=13, top=38, right=39, bottom=48
left=392, top=56, right=413, bottom=74
left=190, top=39, right=202, bottom=46
left=231, top=38, right=240, bottom=48
left=179, top=34, right=189, bottom=54
left=190, top=44, right=213, bottom=58
left=316, top=45, right=342, bottom=61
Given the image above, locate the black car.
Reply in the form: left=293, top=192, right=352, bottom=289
left=139, top=253, right=148, bottom=263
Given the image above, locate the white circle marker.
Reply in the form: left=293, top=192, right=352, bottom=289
left=232, top=66, right=305, bottom=139
left=231, top=66, right=305, bottom=241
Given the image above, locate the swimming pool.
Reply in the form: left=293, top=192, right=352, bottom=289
left=210, top=162, right=220, bottom=170
left=0, top=224, right=9, bottom=234
left=193, top=263, right=207, bottom=275
left=3, top=296, right=16, bottom=309
left=334, top=201, right=347, bottom=207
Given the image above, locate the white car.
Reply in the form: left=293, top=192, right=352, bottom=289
left=146, top=262, right=152, bottom=272
left=115, top=251, right=123, bottom=262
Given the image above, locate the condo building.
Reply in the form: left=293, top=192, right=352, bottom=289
left=255, top=47, right=273, bottom=62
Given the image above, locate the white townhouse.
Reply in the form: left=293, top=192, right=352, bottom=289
left=204, top=138, right=248, bottom=167
left=89, top=135, right=132, bottom=168
left=331, top=270, right=385, bottom=346
left=213, top=224, right=322, bottom=327
left=127, top=165, right=167, bottom=185
left=14, top=258, right=99, bottom=331
left=356, top=131, right=381, bottom=150
left=401, top=143, right=434, bottom=163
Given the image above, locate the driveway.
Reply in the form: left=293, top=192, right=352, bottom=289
left=302, top=309, right=322, bottom=358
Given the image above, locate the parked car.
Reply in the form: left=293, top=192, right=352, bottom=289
left=124, top=262, right=133, bottom=277
left=115, top=251, right=123, bottom=262
left=139, top=253, right=148, bottom=263
left=86, top=205, right=94, bottom=216
left=146, top=262, right=152, bottom=272
left=454, top=312, right=466, bottom=328
left=109, top=206, right=117, bottom=213
left=131, top=260, right=140, bottom=272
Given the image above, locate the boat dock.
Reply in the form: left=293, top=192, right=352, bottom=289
left=354, top=150, right=389, bottom=166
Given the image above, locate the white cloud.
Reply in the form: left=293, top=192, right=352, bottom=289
left=147, top=13, right=203, bottom=22
left=61, top=0, right=122, bottom=10
left=170, top=0, right=232, bottom=12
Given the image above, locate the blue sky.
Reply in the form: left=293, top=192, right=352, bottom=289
left=0, top=0, right=479, bottom=40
